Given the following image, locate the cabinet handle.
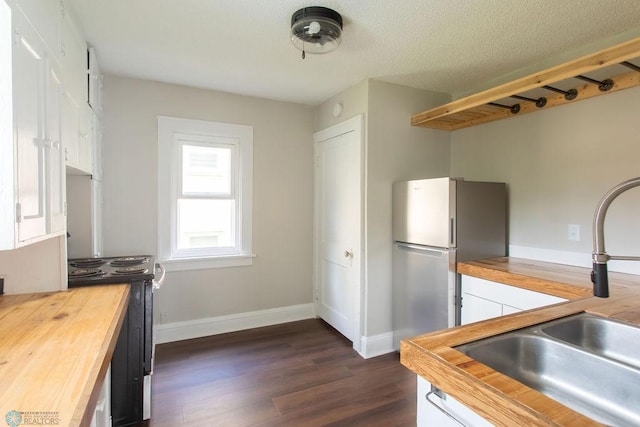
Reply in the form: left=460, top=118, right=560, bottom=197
left=41, top=138, right=60, bottom=149
left=425, top=389, right=466, bottom=426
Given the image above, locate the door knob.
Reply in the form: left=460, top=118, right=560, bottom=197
left=344, top=250, right=353, bottom=259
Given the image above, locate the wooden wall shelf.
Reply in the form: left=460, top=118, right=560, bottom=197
left=411, top=37, right=640, bottom=131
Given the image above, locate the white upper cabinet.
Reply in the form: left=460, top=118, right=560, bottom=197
left=46, top=62, right=66, bottom=234
left=0, top=2, right=67, bottom=249
left=60, top=3, right=92, bottom=175
left=88, top=47, right=103, bottom=117
left=14, top=0, right=62, bottom=64
left=12, top=6, right=48, bottom=245
left=59, top=6, right=86, bottom=102
left=0, top=0, right=15, bottom=246
left=91, top=108, right=102, bottom=180
left=1, top=0, right=99, bottom=250
left=63, top=93, right=93, bottom=174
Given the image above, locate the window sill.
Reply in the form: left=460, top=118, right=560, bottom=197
left=159, top=253, right=256, bottom=272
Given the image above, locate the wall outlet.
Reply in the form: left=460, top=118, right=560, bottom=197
left=568, top=224, right=580, bottom=242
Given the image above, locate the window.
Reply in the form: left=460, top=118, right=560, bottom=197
left=158, top=116, right=253, bottom=271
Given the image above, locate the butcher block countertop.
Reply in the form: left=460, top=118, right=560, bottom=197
left=401, top=257, right=640, bottom=426
left=0, top=285, right=129, bottom=427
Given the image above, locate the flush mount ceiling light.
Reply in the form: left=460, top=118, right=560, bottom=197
left=290, top=6, right=343, bottom=59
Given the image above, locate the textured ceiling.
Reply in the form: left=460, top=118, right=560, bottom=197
left=66, top=0, right=640, bottom=106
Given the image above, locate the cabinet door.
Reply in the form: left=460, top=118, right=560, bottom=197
left=13, top=9, right=47, bottom=243
left=15, top=0, right=61, bottom=63
left=461, top=292, right=503, bottom=325
left=45, top=61, right=65, bottom=233
left=0, top=0, right=13, bottom=248
left=91, top=111, right=102, bottom=180
left=417, top=376, right=491, bottom=427
left=461, top=275, right=566, bottom=317
left=61, top=89, right=80, bottom=167
left=91, top=178, right=103, bottom=257
left=88, top=47, right=103, bottom=116
left=502, top=304, right=522, bottom=316
left=60, top=9, right=86, bottom=102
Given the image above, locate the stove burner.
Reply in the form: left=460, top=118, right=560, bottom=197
left=69, top=268, right=104, bottom=278
left=112, top=267, right=149, bottom=275
left=70, top=258, right=105, bottom=268
left=110, top=257, right=150, bottom=267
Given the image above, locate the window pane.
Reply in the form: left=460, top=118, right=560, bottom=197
left=177, top=199, right=235, bottom=249
left=182, top=144, right=232, bottom=195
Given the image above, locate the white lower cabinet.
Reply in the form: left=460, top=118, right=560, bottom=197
left=415, top=275, right=569, bottom=426
left=417, top=376, right=490, bottom=427
left=90, top=364, right=112, bottom=427
left=461, top=275, right=567, bottom=324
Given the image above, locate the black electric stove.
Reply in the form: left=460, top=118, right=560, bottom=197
left=68, top=255, right=156, bottom=426
left=68, top=255, right=155, bottom=287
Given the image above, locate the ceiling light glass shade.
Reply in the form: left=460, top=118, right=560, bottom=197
left=290, top=7, right=343, bottom=54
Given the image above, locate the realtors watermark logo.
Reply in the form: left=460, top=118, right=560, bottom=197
left=5, top=411, right=21, bottom=427
left=5, top=411, right=60, bottom=426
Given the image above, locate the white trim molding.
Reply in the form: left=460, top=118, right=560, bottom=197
left=157, top=115, right=254, bottom=270
left=154, top=303, right=316, bottom=344
left=358, top=332, right=395, bottom=359
left=313, top=114, right=365, bottom=351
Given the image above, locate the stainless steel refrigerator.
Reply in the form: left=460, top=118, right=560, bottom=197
left=392, top=177, right=506, bottom=349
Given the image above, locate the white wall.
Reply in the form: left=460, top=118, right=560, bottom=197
left=314, top=79, right=369, bottom=132
left=0, top=236, right=66, bottom=294
left=365, top=80, right=450, bottom=337
left=102, top=75, right=315, bottom=324
left=315, top=79, right=451, bottom=341
left=451, top=86, right=640, bottom=272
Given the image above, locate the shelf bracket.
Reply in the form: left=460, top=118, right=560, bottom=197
left=542, top=85, right=578, bottom=100
left=488, top=102, right=520, bottom=114
left=621, top=61, right=640, bottom=72
left=510, top=94, right=547, bottom=108
left=574, top=75, right=614, bottom=92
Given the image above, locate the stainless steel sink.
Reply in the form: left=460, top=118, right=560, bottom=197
left=456, top=314, right=640, bottom=426
left=542, top=313, right=640, bottom=367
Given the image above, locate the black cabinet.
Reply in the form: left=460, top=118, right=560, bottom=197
left=111, top=281, right=146, bottom=427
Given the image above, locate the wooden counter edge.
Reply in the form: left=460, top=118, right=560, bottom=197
left=400, top=292, right=640, bottom=426
left=74, top=286, right=130, bottom=427
left=457, top=260, right=592, bottom=299
left=399, top=339, right=594, bottom=426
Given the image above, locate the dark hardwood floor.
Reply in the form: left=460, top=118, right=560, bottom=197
left=146, top=319, right=416, bottom=426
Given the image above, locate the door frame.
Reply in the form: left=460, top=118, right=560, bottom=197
left=313, top=114, right=364, bottom=352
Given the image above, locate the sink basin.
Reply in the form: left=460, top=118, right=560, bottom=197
left=456, top=315, right=640, bottom=426
left=542, top=313, right=640, bottom=367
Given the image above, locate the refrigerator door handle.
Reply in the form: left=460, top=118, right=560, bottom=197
left=395, top=242, right=448, bottom=255
left=450, top=218, right=455, bottom=246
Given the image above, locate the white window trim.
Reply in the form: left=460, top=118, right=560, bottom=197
left=158, top=116, right=254, bottom=271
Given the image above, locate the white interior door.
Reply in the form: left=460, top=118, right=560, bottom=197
left=314, top=115, right=362, bottom=344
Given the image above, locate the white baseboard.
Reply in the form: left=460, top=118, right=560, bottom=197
left=155, top=303, right=316, bottom=344
left=358, top=332, right=395, bottom=359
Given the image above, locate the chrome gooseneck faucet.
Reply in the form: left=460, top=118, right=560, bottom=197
left=592, top=177, right=640, bottom=297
